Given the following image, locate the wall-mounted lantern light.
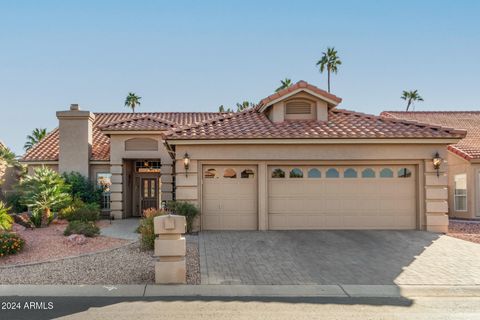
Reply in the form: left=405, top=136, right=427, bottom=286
left=183, top=153, right=190, bottom=177
left=432, top=152, right=443, bottom=177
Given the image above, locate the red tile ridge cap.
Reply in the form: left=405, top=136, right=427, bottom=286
left=98, top=115, right=177, bottom=130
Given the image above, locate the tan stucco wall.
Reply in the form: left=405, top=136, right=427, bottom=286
left=57, top=110, right=94, bottom=177
left=0, top=164, right=19, bottom=200
left=173, top=142, right=450, bottom=232
left=446, top=152, right=478, bottom=219
left=109, top=134, right=173, bottom=219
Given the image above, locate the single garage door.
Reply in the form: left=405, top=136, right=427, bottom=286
left=202, top=165, right=257, bottom=230
left=268, top=165, right=416, bottom=230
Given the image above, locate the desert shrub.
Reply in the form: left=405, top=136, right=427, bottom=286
left=58, top=197, right=85, bottom=220
left=63, top=172, right=102, bottom=205
left=167, top=201, right=199, bottom=233
left=0, top=233, right=25, bottom=256
left=64, top=220, right=99, bottom=237
left=65, top=202, right=100, bottom=222
left=138, top=208, right=166, bottom=250
left=5, top=192, right=27, bottom=214
left=0, top=201, right=13, bottom=231
left=19, top=167, right=71, bottom=227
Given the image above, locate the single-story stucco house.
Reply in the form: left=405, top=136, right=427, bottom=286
left=381, top=111, right=480, bottom=220
left=21, top=81, right=466, bottom=232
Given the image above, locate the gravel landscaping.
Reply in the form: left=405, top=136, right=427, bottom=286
left=0, top=222, right=129, bottom=266
left=448, top=219, right=480, bottom=244
left=0, top=234, right=200, bottom=285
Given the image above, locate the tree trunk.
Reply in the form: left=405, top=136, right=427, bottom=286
left=406, top=100, right=412, bottom=112
left=41, top=208, right=51, bottom=228
left=327, top=69, right=331, bottom=93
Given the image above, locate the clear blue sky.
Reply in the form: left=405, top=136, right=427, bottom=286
left=1, top=0, right=479, bottom=154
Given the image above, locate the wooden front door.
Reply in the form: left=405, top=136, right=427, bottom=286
left=140, top=177, right=158, bottom=214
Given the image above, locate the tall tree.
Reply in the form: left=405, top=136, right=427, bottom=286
left=124, top=92, right=142, bottom=113
left=275, top=78, right=293, bottom=92
left=401, top=90, right=424, bottom=111
left=24, top=128, right=47, bottom=151
left=316, top=47, right=342, bottom=93
left=218, top=105, right=233, bottom=113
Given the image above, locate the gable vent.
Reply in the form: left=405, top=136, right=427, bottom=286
left=286, top=101, right=312, bottom=114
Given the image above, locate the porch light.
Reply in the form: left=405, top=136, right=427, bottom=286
left=183, top=153, right=190, bottom=176
left=432, top=152, right=443, bottom=177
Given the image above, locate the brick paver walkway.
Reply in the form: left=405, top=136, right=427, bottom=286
left=199, top=231, right=480, bottom=285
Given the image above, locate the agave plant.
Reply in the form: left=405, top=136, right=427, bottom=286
left=19, top=167, right=71, bottom=227
left=0, top=201, right=13, bottom=231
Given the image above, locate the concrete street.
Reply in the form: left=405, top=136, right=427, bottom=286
left=1, top=296, right=480, bottom=320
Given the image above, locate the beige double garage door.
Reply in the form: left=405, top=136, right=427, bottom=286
left=202, top=165, right=417, bottom=230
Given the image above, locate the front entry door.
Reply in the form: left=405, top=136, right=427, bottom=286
left=140, top=178, right=158, bottom=214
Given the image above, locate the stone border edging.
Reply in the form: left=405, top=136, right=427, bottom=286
left=0, top=239, right=140, bottom=270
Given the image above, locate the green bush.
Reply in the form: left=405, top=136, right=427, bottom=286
left=65, top=202, right=100, bottom=222
left=58, top=197, right=84, bottom=220
left=167, top=201, right=199, bottom=233
left=5, top=192, right=27, bottom=214
left=63, top=172, right=102, bottom=205
left=138, top=208, right=166, bottom=250
left=64, top=220, right=100, bottom=237
left=0, top=233, right=25, bottom=256
left=0, top=201, right=13, bottom=231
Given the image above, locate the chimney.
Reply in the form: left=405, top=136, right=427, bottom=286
left=56, top=104, right=95, bottom=177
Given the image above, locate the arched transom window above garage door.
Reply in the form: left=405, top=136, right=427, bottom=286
left=268, top=166, right=414, bottom=179
left=204, top=166, right=256, bottom=180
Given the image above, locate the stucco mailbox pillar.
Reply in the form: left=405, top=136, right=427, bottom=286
left=153, top=214, right=186, bottom=284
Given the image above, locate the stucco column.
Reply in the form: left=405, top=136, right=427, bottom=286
left=424, top=159, right=449, bottom=232
left=110, top=164, right=123, bottom=219
left=56, top=104, right=95, bottom=177
left=258, top=162, right=268, bottom=230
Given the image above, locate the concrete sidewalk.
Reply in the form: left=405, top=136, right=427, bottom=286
left=1, top=284, right=479, bottom=298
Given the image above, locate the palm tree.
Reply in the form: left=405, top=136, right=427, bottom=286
left=19, top=167, right=71, bottom=227
left=316, top=47, right=342, bottom=92
left=24, top=128, right=47, bottom=151
left=401, top=90, right=424, bottom=111
left=275, top=78, right=293, bottom=92
left=124, top=92, right=142, bottom=113
left=0, top=145, right=19, bottom=168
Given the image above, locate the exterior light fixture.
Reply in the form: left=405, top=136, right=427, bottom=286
left=183, top=153, right=190, bottom=176
left=432, top=152, right=443, bottom=177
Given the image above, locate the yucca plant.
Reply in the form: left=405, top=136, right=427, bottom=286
left=19, top=167, right=71, bottom=227
left=0, top=201, right=13, bottom=231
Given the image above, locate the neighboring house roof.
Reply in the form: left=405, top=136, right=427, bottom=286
left=99, top=115, right=177, bottom=131
left=381, top=111, right=480, bottom=161
left=168, top=108, right=465, bottom=140
left=256, top=80, right=342, bottom=111
left=22, top=112, right=223, bottom=161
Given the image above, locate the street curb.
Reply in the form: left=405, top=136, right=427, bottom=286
left=1, top=284, right=479, bottom=298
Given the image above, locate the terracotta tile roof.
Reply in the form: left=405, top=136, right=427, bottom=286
left=257, top=80, right=342, bottom=109
left=99, top=115, right=177, bottom=131
left=168, top=108, right=466, bottom=140
left=22, top=112, right=222, bottom=161
left=381, top=111, right=480, bottom=160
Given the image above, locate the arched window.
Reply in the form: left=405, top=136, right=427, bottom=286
left=398, top=168, right=412, bottom=178
left=241, top=169, right=255, bottom=179
left=289, top=168, right=304, bottom=178
left=325, top=168, right=340, bottom=178
left=272, top=168, right=285, bottom=178
left=308, top=168, right=321, bottom=178
left=204, top=168, right=218, bottom=179
left=380, top=168, right=394, bottom=178
left=361, top=168, right=376, bottom=178
left=344, top=168, right=358, bottom=178
left=223, top=168, right=237, bottom=178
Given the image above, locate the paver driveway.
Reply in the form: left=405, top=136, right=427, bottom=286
left=199, top=230, right=480, bottom=285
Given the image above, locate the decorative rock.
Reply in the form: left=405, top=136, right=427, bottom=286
left=12, top=223, right=26, bottom=232
left=66, top=234, right=88, bottom=245
left=13, top=213, right=35, bottom=229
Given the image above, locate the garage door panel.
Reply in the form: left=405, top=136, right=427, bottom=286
left=268, top=165, right=416, bottom=230
left=202, top=166, right=257, bottom=230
